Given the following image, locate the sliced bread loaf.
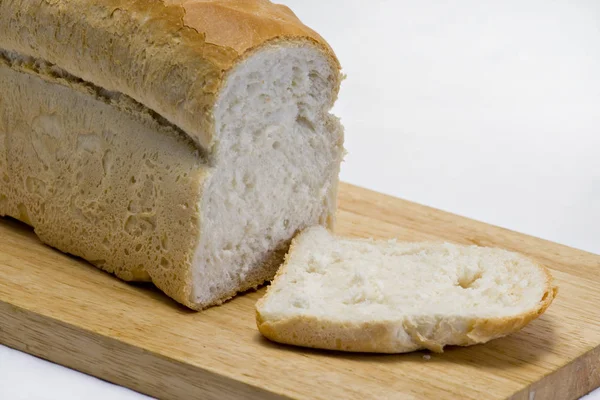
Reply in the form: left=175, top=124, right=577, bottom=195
left=256, top=226, right=557, bottom=353
left=0, top=0, right=343, bottom=310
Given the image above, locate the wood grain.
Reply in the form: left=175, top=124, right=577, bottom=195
left=1, top=182, right=599, bottom=400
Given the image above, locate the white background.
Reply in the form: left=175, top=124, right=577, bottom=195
left=1, top=1, right=599, bottom=399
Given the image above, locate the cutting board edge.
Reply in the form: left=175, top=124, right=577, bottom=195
left=0, top=301, right=286, bottom=400
left=509, top=345, right=600, bottom=400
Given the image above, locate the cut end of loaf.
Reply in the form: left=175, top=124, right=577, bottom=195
left=188, top=44, right=344, bottom=309
left=256, top=226, right=557, bottom=353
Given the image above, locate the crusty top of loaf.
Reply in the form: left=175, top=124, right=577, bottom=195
left=168, top=0, right=332, bottom=55
left=0, top=0, right=340, bottom=150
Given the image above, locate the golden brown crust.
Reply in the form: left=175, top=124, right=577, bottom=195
left=0, top=0, right=340, bottom=150
left=0, top=58, right=206, bottom=307
left=256, top=235, right=558, bottom=353
left=174, top=0, right=332, bottom=55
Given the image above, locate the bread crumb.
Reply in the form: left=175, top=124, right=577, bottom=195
left=423, top=354, right=431, bottom=360
left=529, top=390, right=535, bottom=400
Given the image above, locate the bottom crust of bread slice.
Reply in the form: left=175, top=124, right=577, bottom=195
left=255, top=226, right=557, bottom=353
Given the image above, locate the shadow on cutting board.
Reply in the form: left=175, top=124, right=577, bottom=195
left=253, top=316, right=558, bottom=371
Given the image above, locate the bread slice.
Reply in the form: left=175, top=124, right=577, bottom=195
left=256, top=226, right=557, bottom=353
left=0, top=1, right=343, bottom=309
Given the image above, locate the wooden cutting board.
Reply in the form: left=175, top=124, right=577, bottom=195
left=1, top=183, right=599, bottom=400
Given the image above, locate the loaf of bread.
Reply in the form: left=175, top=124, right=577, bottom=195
left=256, top=227, right=557, bottom=353
left=0, top=1, right=344, bottom=309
